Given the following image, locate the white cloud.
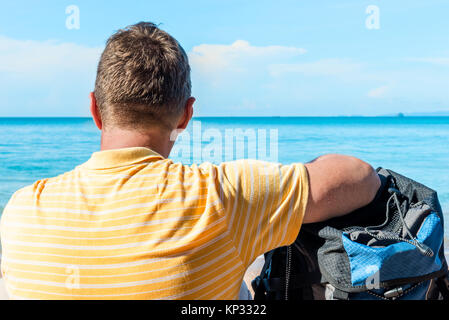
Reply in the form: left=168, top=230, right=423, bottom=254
left=405, top=57, right=449, bottom=66
left=188, top=40, right=310, bottom=115
left=189, top=40, right=306, bottom=78
left=0, top=35, right=102, bottom=77
left=367, top=85, right=390, bottom=98
left=187, top=41, right=383, bottom=115
left=0, top=35, right=103, bottom=116
left=268, top=58, right=363, bottom=78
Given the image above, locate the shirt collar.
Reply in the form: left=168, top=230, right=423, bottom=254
left=80, top=147, right=164, bottom=170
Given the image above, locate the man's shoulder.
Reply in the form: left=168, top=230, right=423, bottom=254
left=5, top=169, right=77, bottom=207
left=1, top=184, right=36, bottom=224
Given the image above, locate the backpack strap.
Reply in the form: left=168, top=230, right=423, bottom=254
left=332, top=288, right=349, bottom=300
left=251, top=250, right=275, bottom=300
left=252, top=247, right=323, bottom=300
left=436, top=272, right=449, bottom=300
left=259, top=271, right=323, bottom=292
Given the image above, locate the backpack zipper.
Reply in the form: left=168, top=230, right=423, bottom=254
left=285, top=246, right=292, bottom=300
left=366, top=281, right=423, bottom=300
left=362, top=229, right=433, bottom=257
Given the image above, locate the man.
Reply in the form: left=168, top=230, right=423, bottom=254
left=0, top=22, right=380, bottom=300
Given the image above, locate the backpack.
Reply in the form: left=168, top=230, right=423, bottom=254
left=252, top=168, right=449, bottom=300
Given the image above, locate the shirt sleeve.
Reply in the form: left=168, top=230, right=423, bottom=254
left=209, top=159, right=309, bottom=267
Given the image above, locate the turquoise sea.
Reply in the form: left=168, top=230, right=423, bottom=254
left=0, top=117, right=448, bottom=236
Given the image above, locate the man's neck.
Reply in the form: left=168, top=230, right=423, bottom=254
left=100, top=127, right=174, bottom=158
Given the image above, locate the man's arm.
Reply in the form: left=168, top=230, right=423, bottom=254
left=303, top=154, right=381, bottom=224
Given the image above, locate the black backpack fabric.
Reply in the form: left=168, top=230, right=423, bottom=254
left=252, top=168, right=449, bottom=300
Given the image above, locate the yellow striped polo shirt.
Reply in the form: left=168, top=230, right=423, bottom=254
left=0, top=147, right=309, bottom=300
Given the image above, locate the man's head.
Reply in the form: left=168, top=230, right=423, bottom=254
left=91, top=22, right=194, bottom=133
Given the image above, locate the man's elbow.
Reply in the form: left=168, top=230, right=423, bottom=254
left=312, top=153, right=380, bottom=200
left=303, top=154, right=381, bottom=223
left=355, top=158, right=380, bottom=205
left=337, top=154, right=380, bottom=206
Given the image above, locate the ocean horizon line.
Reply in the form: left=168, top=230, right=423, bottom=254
left=1, top=115, right=449, bottom=119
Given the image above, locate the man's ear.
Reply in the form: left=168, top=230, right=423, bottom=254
left=176, top=97, right=195, bottom=130
left=90, top=92, right=103, bottom=130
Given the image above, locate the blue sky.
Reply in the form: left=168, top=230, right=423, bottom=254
left=0, top=0, right=448, bottom=116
